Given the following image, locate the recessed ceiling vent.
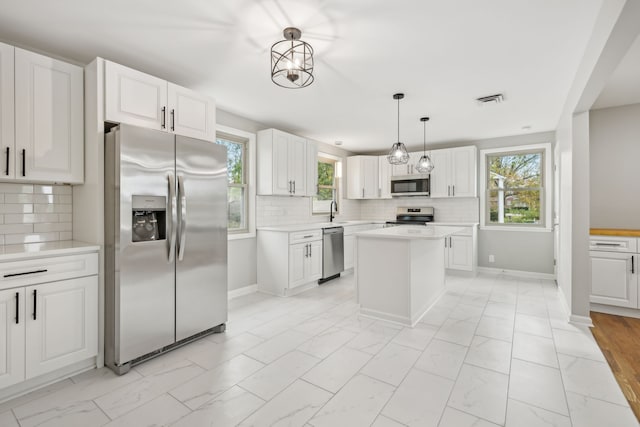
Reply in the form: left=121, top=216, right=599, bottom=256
left=476, top=93, right=504, bottom=106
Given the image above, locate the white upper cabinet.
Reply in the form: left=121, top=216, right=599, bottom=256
left=14, top=48, right=84, bottom=184
left=257, top=128, right=310, bottom=197
left=347, top=156, right=379, bottom=199
left=105, top=61, right=216, bottom=141
left=391, top=151, right=423, bottom=177
left=167, top=82, right=216, bottom=142
left=306, top=140, right=318, bottom=197
left=429, top=146, right=477, bottom=198
left=105, top=61, right=167, bottom=130
left=0, top=42, right=14, bottom=181
left=378, top=155, right=392, bottom=199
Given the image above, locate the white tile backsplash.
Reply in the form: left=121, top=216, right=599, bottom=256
left=257, top=195, right=479, bottom=227
left=0, top=183, right=72, bottom=244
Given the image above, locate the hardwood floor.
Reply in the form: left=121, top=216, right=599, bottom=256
left=591, top=311, right=640, bottom=421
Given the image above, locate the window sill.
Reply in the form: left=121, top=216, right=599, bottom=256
left=480, top=226, right=552, bottom=233
left=228, top=231, right=256, bottom=241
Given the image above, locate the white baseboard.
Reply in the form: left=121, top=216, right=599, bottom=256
left=476, top=267, right=555, bottom=280
left=569, top=314, right=594, bottom=327
left=591, top=303, right=640, bottom=319
left=228, top=284, right=258, bottom=300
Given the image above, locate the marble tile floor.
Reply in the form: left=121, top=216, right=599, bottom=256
left=1, top=273, right=638, bottom=427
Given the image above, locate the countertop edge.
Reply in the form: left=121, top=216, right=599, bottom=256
left=0, top=241, right=101, bottom=262
left=590, top=228, right=640, bottom=238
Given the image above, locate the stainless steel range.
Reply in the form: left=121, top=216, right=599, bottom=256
left=385, top=207, right=434, bottom=226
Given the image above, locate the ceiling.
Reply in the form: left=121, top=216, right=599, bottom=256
left=592, top=34, right=640, bottom=110
left=0, top=0, right=603, bottom=153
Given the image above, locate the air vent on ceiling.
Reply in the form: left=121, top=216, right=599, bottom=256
left=476, top=93, right=504, bottom=105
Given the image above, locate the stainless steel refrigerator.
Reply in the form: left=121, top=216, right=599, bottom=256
left=104, top=124, right=227, bottom=375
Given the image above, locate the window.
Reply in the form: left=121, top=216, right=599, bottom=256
left=216, top=132, right=248, bottom=233
left=480, top=143, right=552, bottom=230
left=312, top=155, right=339, bottom=214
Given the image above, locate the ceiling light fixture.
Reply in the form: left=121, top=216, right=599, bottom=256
left=387, top=93, right=409, bottom=165
left=271, top=27, right=314, bottom=89
left=415, top=117, right=434, bottom=173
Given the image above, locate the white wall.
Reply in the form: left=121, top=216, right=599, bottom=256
left=590, top=103, right=640, bottom=228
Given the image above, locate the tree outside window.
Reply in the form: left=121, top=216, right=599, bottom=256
left=216, top=134, right=248, bottom=232
left=313, top=156, right=338, bottom=214
left=487, top=151, right=543, bottom=225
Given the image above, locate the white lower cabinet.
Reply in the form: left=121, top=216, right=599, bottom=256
left=25, top=276, right=98, bottom=378
left=289, top=240, right=322, bottom=289
left=258, top=229, right=322, bottom=296
left=446, top=235, right=474, bottom=271
left=0, top=288, right=24, bottom=389
left=0, top=251, right=98, bottom=391
left=589, top=236, right=638, bottom=309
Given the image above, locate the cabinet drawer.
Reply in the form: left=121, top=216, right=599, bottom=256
left=589, top=236, right=636, bottom=253
left=289, top=229, right=322, bottom=244
left=0, top=253, right=98, bottom=290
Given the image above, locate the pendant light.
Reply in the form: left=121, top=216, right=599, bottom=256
left=271, top=27, right=314, bottom=89
left=387, top=93, right=409, bottom=165
left=415, top=117, right=434, bottom=173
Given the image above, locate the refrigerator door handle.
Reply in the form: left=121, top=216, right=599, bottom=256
left=168, top=172, right=177, bottom=263
left=177, top=175, right=187, bottom=261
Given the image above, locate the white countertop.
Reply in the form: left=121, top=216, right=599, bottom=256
left=0, top=240, right=100, bottom=262
left=355, top=225, right=464, bottom=240
left=257, top=220, right=385, bottom=232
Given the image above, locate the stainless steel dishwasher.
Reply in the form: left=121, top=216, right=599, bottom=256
left=319, top=226, right=344, bottom=284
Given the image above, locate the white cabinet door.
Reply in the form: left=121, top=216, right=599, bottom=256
left=0, top=42, right=14, bottom=180
left=429, top=149, right=450, bottom=197
left=447, top=236, right=474, bottom=271
left=167, top=83, right=216, bottom=142
left=25, top=276, right=98, bottom=379
left=306, top=140, right=318, bottom=197
left=344, top=235, right=355, bottom=270
left=378, top=156, right=392, bottom=199
left=307, top=240, right=323, bottom=281
left=0, top=288, right=24, bottom=389
left=105, top=61, right=167, bottom=131
left=14, top=48, right=84, bottom=183
left=362, top=156, right=379, bottom=199
left=289, top=243, right=308, bottom=288
left=590, top=252, right=637, bottom=308
left=347, top=156, right=363, bottom=199
left=289, top=135, right=307, bottom=196
left=450, top=146, right=477, bottom=197
left=272, top=130, right=291, bottom=195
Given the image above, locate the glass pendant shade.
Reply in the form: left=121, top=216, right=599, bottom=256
left=415, top=116, right=434, bottom=173
left=387, top=93, right=409, bottom=165
left=415, top=154, right=434, bottom=173
left=388, top=142, right=410, bottom=165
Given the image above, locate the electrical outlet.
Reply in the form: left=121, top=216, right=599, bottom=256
left=489, top=255, right=495, bottom=263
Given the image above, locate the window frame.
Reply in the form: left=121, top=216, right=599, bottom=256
left=312, top=153, right=340, bottom=214
left=216, top=125, right=256, bottom=240
left=479, top=143, right=552, bottom=232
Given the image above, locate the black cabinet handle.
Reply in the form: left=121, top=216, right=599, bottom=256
left=161, top=106, right=166, bottom=129
left=32, top=290, right=37, bottom=320
left=633, top=256, right=635, bottom=274
left=22, top=149, right=25, bottom=177
left=170, top=109, right=175, bottom=131
left=3, top=269, right=48, bottom=278
left=15, top=292, right=19, bottom=324
left=5, top=146, right=9, bottom=176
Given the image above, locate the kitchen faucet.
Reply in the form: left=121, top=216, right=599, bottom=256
left=329, top=200, right=337, bottom=222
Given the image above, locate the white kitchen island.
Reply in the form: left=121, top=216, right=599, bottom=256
left=355, top=226, right=462, bottom=326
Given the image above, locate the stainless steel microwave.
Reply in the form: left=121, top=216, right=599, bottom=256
left=390, top=174, right=430, bottom=197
